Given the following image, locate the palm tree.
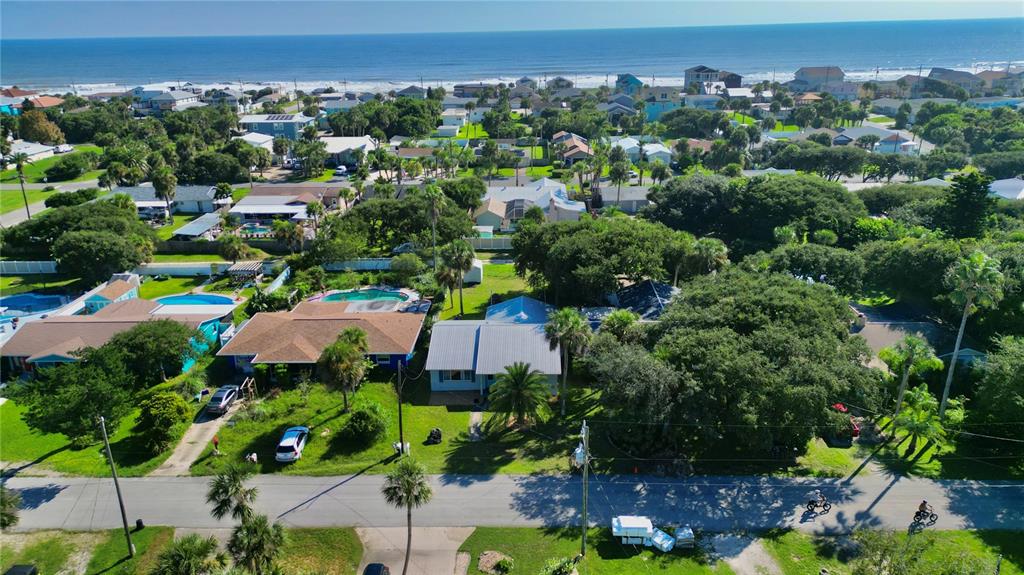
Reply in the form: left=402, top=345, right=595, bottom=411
left=381, top=457, right=433, bottom=575
left=440, top=240, right=475, bottom=317
left=487, top=362, right=551, bottom=430
left=939, top=251, right=1004, bottom=420
left=649, top=159, right=670, bottom=185
left=608, top=160, right=629, bottom=205
left=306, top=200, right=325, bottom=233
left=879, top=335, right=943, bottom=422
left=11, top=152, right=32, bottom=220
left=1, top=485, right=21, bottom=529
left=434, top=265, right=460, bottom=309
left=544, top=308, right=592, bottom=416
left=419, top=183, right=447, bottom=271
left=153, top=166, right=178, bottom=220
left=206, top=464, right=258, bottom=522
left=227, top=514, right=286, bottom=575
left=272, top=220, right=303, bottom=253
left=153, top=533, right=226, bottom=575
left=317, top=327, right=369, bottom=411
left=664, top=231, right=695, bottom=287
left=692, top=237, right=729, bottom=275
left=894, top=385, right=944, bottom=457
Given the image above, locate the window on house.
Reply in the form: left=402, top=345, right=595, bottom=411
left=273, top=122, right=284, bottom=131
left=376, top=355, right=390, bottom=366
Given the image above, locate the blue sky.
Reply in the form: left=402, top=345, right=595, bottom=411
left=2, top=1, right=1022, bottom=40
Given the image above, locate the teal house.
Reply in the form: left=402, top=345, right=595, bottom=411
left=84, top=279, right=138, bottom=314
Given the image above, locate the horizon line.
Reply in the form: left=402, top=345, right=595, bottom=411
left=3, top=15, right=1021, bottom=42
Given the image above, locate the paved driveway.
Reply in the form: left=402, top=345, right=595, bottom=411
left=148, top=401, right=242, bottom=476
left=357, top=527, right=473, bottom=575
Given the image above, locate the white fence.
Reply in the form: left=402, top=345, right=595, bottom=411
left=468, top=237, right=513, bottom=251
left=0, top=261, right=59, bottom=275
left=263, top=266, right=291, bottom=294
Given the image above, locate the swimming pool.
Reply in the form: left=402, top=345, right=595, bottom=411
left=322, top=289, right=409, bottom=302
left=240, top=223, right=271, bottom=234
left=157, top=294, right=235, bottom=305
left=0, top=293, right=66, bottom=314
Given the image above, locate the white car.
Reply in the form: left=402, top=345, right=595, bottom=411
left=54, top=144, right=74, bottom=154
left=275, top=426, right=309, bottom=463
left=333, top=166, right=348, bottom=175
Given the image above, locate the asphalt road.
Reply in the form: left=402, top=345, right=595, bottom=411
left=6, top=472, right=1023, bottom=534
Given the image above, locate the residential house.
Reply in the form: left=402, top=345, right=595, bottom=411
left=509, top=84, right=537, bottom=99
left=233, top=132, right=275, bottom=154
left=23, top=95, right=65, bottom=110
left=832, top=126, right=918, bottom=154
left=724, top=87, right=772, bottom=102
left=0, top=97, right=22, bottom=116
left=610, top=137, right=672, bottom=164
left=871, top=97, right=957, bottom=123
left=320, top=135, right=377, bottom=167
left=616, top=74, right=644, bottom=95
left=609, top=279, right=679, bottom=321
left=821, top=81, right=864, bottom=102
left=551, top=88, right=585, bottom=101
left=473, top=197, right=507, bottom=230
left=599, top=186, right=650, bottom=213
left=597, top=100, right=636, bottom=124
left=85, top=91, right=128, bottom=102
left=928, top=68, right=984, bottom=93
left=116, top=185, right=227, bottom=216
left=684, top=66, right=741, bottom=93
left=795, top=93, right=822, bottom=107
left=993, top=70, right=1024, bottom=96
left=441, top=95, right=477, bottom=110
left=516, top=76, right=538, bottom=90
left=170, top=212, right=224, bottom=241
left=249, top=183, right=346, bottom=210
left=990, top=178, right=1024, bottom=201
left=239, top=114, right=316, bottom=140
left=441, top=108, right=468, bottom=126
left=1, top=87, right=37, bottom=98
left=149, top=90, right=204, bottom=114
left=218, top=299, right=427, bottom=372
left=483, top=178, right=586, bottom=225
left=683, top=94, right=722, bottom=111
left=546, top=76, right=574, bottom=90
left=789, top=67, right=846, bottom=92
left=425, top=296, right=560, bottom=394
left=84, top=278, right=139, bottom=314
left=396, top=85, right=428, bottom=99
left=2, top=289, right=229, bottom=373
left=638, top=86, right=684, bottom=120
left=552, top=131, right=592, bottom=165
left=205, top=88, right=250, bottom=112
left=321, top=93, right=363, bottom=113
left=913, top=177, right=952, bottom=188
left=966, top=96, right=1024, bottom=110
left=452, top=83, right=496, bottom=98
left=5, top=140, right=55, bottom=162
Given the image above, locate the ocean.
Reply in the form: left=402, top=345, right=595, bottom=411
left=1, top=18, right=1022, bottom=94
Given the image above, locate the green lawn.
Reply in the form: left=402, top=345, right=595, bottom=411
left=155, top=214, right=201, bottom=241
left=0, top=145, right=104, bottom=184
left=458, top=123, right=489, bottom=139
left=460, top=527, right=735, bottom=575
left=150, top=246, right=273, bottom=263
left=280, top=528, right=363, bottom=575
left=762, top=529, right=1023, bottom=575
left=0, top=187, right=57, bottom=214
left=440, top=263, right=533, bottom=320
left=0, top=532, right=77, bottom=575
left=0, top=274, right=82, bottom=297
left=85, top=527, right=174, bottom=575
left=287, top=169, right=334, bottom=183
left=232, top=187, right=252, bottom=202
left=794, top=438, right=863, bottom=478
left=868, top=115, right=895, bottom=123
left=137, top=275, right=207, bottom=299
left=0, top=361, right=212, bottom=477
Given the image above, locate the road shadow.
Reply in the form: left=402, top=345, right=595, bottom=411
left=8, top=483, right=67, bottom=509
left=0, top=445, right=71, bottom=478
left=276, top=454, right=397, bottom=520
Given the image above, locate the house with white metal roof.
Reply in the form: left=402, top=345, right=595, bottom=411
left=990, top=178, right=1024, bottom=201
left=483, top=178, right=585, bottom=225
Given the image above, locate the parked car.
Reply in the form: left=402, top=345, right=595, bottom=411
left=334, top=165, right=348, bottom=175
left=206, top=385, right=239, bottom=415
left=54, top=144, right=74, bottom=154
left=362, top=565, right=390, bottom=575
left=275, top=426, right=310, bottom=463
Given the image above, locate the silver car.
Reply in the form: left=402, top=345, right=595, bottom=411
left=206, top=385, right=239, bottom=415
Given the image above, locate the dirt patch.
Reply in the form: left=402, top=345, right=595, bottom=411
left=477, top=550, right=513, bottom=574
left=710, top=533, right=783, bottom=575
left=0, top=530, right=105, bottom=575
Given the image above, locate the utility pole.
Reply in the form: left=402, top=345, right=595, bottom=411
left=572, top=420, right=590, bottom=557
left=396, top=362, right=406, bottom=454
left=100, top=416, right=135, bottom=558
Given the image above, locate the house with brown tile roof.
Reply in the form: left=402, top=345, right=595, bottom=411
left=1, top=298, right=226, bottom=373
left=84, top=278, right=139, bottom=314
left=24, top=95, right=65, bottom=109
left=217, top=300, right=427, bottom=371
left=1, top=87, right=38, bottom=98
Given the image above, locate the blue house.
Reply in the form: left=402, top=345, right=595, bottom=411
left=616, top=74, right=644, bottom=95
left=239, top=113, right=316, bottom=140
left=84, top=279, right=139, bottom=314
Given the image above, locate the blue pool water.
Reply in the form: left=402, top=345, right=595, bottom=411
left=157, top=294, right=235, bottom=306
left=240, top=223, right=271, bottom=234
left=322, top=289, right=408, bottom=302
left=0, top=293, right=65, bottom=314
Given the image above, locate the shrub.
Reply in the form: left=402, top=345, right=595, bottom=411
left=236, top=401, right=271, bottom=422
left=44, top=187, right=100, bottom=208
left=495, top=557, right=515, bottom=574
left=137, top=392, right=191, bottom=454
left=177, top=373, right=207, bottom=400
left=539, top=557, right=574, bottom=575
left=1, top=485, right=21, bottom=529
left=44, top=151, right=97, bottom=181
left=341, top=402, right=388, bottom=445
